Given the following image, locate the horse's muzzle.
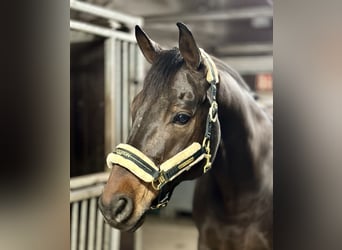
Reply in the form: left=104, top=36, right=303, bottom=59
left=98, top=194, right=134, bottom=230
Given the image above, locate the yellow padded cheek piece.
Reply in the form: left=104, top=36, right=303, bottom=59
left=160, top=142, right=202, bottom=171
left=106, top=153, right=155, bottom=183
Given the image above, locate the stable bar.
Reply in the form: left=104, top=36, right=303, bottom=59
left=105, top=37, right=117, bottom=154
left=70, top=20, right=136, bottom=41
left=95, top=210, right=104, bottom=250
left=111, top=229, right=121, bottom=250
left=122, top=41, right=129, bottom=141
left=70, top=172, right=109, bottom=189
left=115, top=40, right=123, bottom=143
left=220, top=55, right=273, bottom=74
left=70, top=0, right=142, bottom=27
left=79, top=200, right=88, bottom=250
left=145, top=6, right=273, bottom=23
left=70, top=185, right=104, bottom=203
left=215, top=43, right=273, bottom=55
left=134, top=228, right=143, bottom=250
left=71, top=202, right=79, bottom=250
left=103, top=224, right=111, bottom=250
left=87, top=198, right=97, bottom=250
left=129, top=43, right=136, bottom=123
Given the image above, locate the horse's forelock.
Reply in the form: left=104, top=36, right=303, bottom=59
left=141, top=49, right=184, bottom=100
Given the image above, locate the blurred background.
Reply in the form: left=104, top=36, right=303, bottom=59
left=70, top=0, right=273, bottom=249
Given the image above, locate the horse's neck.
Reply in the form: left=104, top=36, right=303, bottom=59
left=212, top=71, right=272, bottom=195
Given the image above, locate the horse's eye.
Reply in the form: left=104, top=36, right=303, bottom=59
left=173, top=113, right=191, bottom=125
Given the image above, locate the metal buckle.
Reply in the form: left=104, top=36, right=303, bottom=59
left=150, top=192, right=170, bottom=210
left=150, top=200, right=168, bottom=209
left=151, top=171, right=168, bottom=190
left=209, top=101, right=218, bottom=122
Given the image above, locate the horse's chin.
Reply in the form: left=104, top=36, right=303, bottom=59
left=127, top=214, right=146, bottom=232
left=105, top=213, right=146, bottom=232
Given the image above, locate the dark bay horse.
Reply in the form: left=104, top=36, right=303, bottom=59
left=99, top=23, right=273, bottom=250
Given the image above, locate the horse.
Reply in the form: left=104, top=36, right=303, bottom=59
left=99, top=22, right=273, bottom=250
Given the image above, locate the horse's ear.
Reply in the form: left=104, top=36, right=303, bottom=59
left=135, top=25, right=162, bottom=64
left=177, top=22, right=201, bottom=69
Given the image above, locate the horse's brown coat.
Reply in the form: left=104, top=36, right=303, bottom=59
left=99, top=23, right=273, bottom=249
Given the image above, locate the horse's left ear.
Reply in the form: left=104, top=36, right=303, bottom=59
left=135, top=25, right=162, bottom=64
left=177, top=22, right=201, bottom=70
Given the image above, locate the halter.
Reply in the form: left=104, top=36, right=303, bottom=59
left=106, top=48, right=219, bottom=209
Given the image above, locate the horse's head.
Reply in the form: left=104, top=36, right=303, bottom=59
left=99, top=23, right=220, bottom=231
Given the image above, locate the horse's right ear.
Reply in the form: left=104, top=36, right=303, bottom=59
left=135, top=25, right=162, bottom=64
left=177, top=22, right=201, bottom=70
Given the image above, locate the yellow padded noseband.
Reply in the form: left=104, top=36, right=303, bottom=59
left=107, top=142, right=206, bottom=189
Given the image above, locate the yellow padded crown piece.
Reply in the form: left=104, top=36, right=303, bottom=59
left=199, top=48, right=219, bottom=84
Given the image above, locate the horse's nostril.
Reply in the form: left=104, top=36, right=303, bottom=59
left=114, top=198, right=126, bottom=214
left=112, top=196, right=133, bottom=223
left=113, top=198, right=128, bottom=218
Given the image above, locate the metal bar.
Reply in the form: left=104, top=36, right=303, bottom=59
left=115, top=40, right=123, bottom=143
left=103, top=224, right=111, bottom=250
left=71, top=202, right=79, bottom=250
left=95, top=210, right=104, bottom=250
left=122, top=41, right=129, bottom=141
left=70, top=30, right=98, bottom=43
left=215, top=43, right=273, bottom=55
left=134, top=228, right=143, bottom=250
left=104, top=37, right=117, bottom=155
left=129, top=43, right=136, bottom=128
left=111, top=229, right=121, bottom=250
left=70, top=185, right=104, bottom=203
left=145, top=6, right=273, bottom=23
left=70, top=0, right=142, bottom=27
left=128, top=43, right=137, bottom=133
left=220, top=55, right=273, bottom=74
left=79, top=200, right=88, bottom=250
left=70, top=19, right=113, bottom=37
left=70, top=20, right=136, bottom=41
left=87, top=198, right=97, bottom=250
left=70, top=172, right=109, bottom=189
